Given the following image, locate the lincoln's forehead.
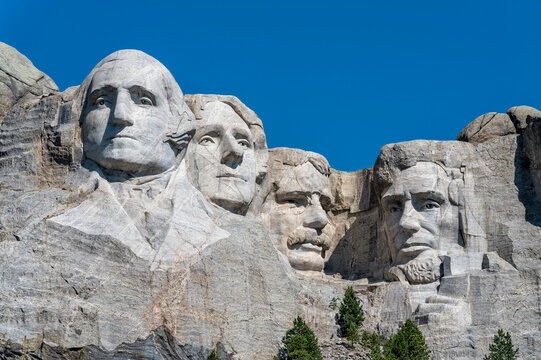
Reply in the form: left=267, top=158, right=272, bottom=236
left=276, top=162, right=330, bottom=197
left=383, top=162, right=449, bottom=198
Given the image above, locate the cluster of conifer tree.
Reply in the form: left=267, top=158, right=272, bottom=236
left=208, top=286, right=519, bottom=360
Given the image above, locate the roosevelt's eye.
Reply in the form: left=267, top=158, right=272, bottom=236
left=137, top=97, right=154, bottom=106
left=387, top=203, right=401, bottom=214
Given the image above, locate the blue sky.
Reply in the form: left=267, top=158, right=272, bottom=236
left=2, top=1, right=540, bottom=171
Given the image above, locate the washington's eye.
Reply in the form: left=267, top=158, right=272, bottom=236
left=137, top=97, right=153, bottom=106
left=95, top=97, right=107, bottom=106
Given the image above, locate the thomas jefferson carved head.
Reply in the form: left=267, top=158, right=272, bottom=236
left=261, top=148, right=333, bottom=273
left=184, top=94, right=268, bottom=215
left=76, top=50, right=194, bottom=176
left=374, top=141, right=486, bottom=283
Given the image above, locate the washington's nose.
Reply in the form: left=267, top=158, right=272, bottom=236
left=112, top=91, right=134, bottom=126
left=303, top=195, right=328, bottom=230
left=221, top=135, right=244, bottom=166
left=398, top=201, right=421, bottom=234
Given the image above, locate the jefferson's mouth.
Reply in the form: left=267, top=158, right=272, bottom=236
left=106, top=134, right=138, bottom=141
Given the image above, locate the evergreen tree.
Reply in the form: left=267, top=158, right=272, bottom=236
left=362, top=331, right=385, bottom=360
left=483, top=329, right=519, bottom=360
left=383, top=319, right=431, bottom=360
left=346, top=322, right=360, bottom=346
left=281, top=316, right=323, bottom=360
left=338, top=286, right=364, bottom=339
left=206, top=350, right=221, bottom=360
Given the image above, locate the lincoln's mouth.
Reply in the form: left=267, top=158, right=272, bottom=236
left=398, top=243, right=432, bottom=256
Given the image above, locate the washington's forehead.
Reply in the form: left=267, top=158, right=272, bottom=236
left=277, top=163, right=330, bottom=196
left=384, top=162, right=448, bottom=197
left=90, top=63, right=165, bottom=92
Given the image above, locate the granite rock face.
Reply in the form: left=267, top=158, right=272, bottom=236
left=0, top=43, right=540, bottom=360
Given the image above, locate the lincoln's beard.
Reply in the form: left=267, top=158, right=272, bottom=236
left=385, top=256, right=442, bottom=284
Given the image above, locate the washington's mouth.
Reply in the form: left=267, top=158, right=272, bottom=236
left=217, top=173, right=247, bottom=182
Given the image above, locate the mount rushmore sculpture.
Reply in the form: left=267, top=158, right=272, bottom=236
left=0, top=43, right=540, bottom=359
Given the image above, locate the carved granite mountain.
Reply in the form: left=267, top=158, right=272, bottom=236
left=0, top=43, right=540, bottom=360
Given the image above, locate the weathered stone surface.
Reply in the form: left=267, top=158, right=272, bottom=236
left=0, top=42, right=58, bottom=119
left=1, top=44, right=541, bottom=360
left=507, top=105, right=541, bottom=133
left=457, top=111, right=515, bottom=144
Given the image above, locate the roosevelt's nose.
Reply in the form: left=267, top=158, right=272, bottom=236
left=398, top=201, right=421, bottom=234
left=221, top=135, right=244, bottom=166
left=303, top=194, right=328, bottom=230
left=112, top=91, right=134, bottom=126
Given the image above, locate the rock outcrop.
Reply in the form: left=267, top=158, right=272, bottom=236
left=0, top=43, right=540, bottom=359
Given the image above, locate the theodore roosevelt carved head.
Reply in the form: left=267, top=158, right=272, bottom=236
left=261, top=148, right=333, bottom=274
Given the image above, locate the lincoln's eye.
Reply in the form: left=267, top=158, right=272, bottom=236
left=421, top=199, right=441, bottom=211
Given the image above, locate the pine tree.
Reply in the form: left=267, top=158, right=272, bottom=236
left=383, top=319, right=431, bottom=360
left=483, top=329, right=519, bottom=360
left=206, top=350, right=221, bottom=360
left=362, top=331, right=385, bottom=360
left=338, top=286, right=364, bottom=339
left=346, top=322, right=360, bottom=346
left=281, top=316, right=323, bottom=360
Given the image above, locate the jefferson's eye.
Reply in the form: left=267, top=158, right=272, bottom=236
left=238, top=139, right=251, bottom=148
left=199, top=136, right=215, bottom=145
left=137, top=97, right=153, bottom=106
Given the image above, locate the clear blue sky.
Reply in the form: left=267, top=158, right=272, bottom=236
left=2, top=1, right=540, bottom=171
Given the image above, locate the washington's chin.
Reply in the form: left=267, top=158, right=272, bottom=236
left=287, top=244, right=325, bottom=272
left=87, top=148, right=175, bottom=175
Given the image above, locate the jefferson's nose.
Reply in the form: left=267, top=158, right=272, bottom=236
left=221, top=135, right=244, bottom=166
left=112, top=91, right=134, bottom=126
left=398, top=201, right=421, bottom=234
left=303, top=194, right=328, bottom=230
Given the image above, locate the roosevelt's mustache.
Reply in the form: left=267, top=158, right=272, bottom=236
left=287, top=227, right=330, bottom=250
